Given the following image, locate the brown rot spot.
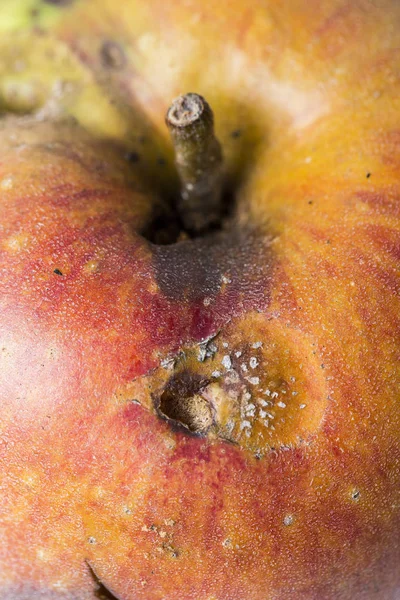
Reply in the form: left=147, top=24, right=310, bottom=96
left=125, top=151, right=140, bottom=164
left=100, top=40, right=127, bottom=70
left=157, top=371, right=213, bottom=435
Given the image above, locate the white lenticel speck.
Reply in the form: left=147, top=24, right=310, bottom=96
left=249, top=357, right=259, bottom=369
left=221, top=355, right=232, bottom=370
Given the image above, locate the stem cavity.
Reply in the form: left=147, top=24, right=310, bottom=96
left=166, top=93, right=223, bottom=235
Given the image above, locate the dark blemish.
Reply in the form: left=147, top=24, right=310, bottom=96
left=157, top=157, right=167, bottom=166
left=308, top=200, right=313, bottom=205
left=125, top=151, right=140, bottom=164
left=351, top=489, right=361, bottom=501
left=326, top=239, right=331, bottom=244
left=100, top=40, right=126, bottom=70
left=231, top=129, right=242, bottom=139
left=152, top=237, right=223, bottom=303
left=43, top=0, right=74, bottom=5
left=156, top=370, right=212, bottom=435
left=366, top=172, right=371, bottom=178
left=321, top=364, right=325, bottom=369
left=53, top=268, right=63, bottom=276
left=88, top=537, right=96, bottom=544
left=152, top=228, right=270, bottom=306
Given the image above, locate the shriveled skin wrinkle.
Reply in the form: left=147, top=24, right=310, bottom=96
left=0, top=1, right=399, bottom=599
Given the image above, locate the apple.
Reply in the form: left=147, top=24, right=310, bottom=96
left=0, top=0, right=399, bottom=599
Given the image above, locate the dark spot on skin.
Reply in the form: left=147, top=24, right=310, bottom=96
left=352, top=489, right=361, bottom=501
left=366, top=172, right=371, bottom=178
left=308, top=200, right=313, bottom=205
left=100, top=40, right=126, bottom=70
left=157, top=157, right=166, bottom=166
left=231, top=129, right=242, bottom=139
left=43, top=0, right=73, bottom=5
left=157, top=371, right=212, bottom=435
left=125, top=151, right=140, bottom=164
left=151, top=227, right=272, bottom=308
left=53, top=268, right=63, bottom=276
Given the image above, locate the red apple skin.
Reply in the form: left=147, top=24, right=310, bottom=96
left=0, top=0, right=400, bottom=599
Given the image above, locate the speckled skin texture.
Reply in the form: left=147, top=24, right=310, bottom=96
left=0, top=1, right=399, bottom=599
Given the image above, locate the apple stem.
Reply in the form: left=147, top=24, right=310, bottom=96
left=166, top=93, right=223, bottom=234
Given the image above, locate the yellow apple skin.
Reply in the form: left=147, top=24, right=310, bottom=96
left=0, top=0, right=400, bottom=599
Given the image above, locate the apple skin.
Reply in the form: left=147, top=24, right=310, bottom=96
left=0, top=0, right=400, bottom=599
